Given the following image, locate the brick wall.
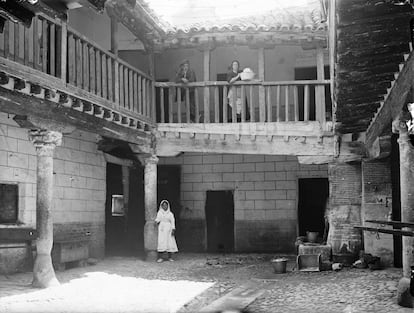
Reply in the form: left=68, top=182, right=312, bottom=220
left=327, top=162, right=362, bottom=256
left=159, top=153, right=328, bottom=252
left=362, top=159, right=393, bottom=266
left=0, top=113, right=106, bottom=265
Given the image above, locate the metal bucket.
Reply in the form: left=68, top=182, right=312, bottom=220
left=271, top=258, right=287, bottom=274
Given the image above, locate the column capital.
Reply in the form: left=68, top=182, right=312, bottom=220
left=143, top=155, right=159, bottom=166
left=137, top=154, right=159, bottom=166
left=29, top=130, right=62, bottom=155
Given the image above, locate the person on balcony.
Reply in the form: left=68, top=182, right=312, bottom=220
left=227, top=60, right=250, bottom=122
left=175, top=59, right=197, bottom=122
left=156, top=200, right=178, bottom=262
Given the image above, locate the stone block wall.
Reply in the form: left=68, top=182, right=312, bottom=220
left=0, top=113, right=106, bottom=273
left=159, top=153, right=328, bottom=252
left=362, top=159, right=393, bottom=266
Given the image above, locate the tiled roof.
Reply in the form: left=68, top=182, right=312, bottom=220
left=139, top=0, right=327, bottom=36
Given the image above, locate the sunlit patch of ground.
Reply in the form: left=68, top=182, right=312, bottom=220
left=0, top=271, right=213, bottom=313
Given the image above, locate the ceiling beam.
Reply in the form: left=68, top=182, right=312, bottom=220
left=365, top=50, right=414, bottom=149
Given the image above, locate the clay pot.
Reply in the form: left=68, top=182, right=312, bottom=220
left=306, top=231, right=319, bottom=243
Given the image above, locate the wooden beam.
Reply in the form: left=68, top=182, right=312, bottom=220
left=157, top=121, right=325, bottom=137
left=105, top=0, right=163, bottom=48
left=365, top=51, right=414, bottom=150
left=104, top=153, right=134, bottom=167
left=329, top=0, right=336, bottom=133
left=0, top=86, right=151, bottom=145
left=366, top=135, right=391, bottom=159
left=156, top=134, right=336, bottom=157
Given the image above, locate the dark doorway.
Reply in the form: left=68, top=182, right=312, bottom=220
left=157, top=166, right=181, bottom=241
left=294, top=66, right=331, bottom=121
left=298, top=178, right=329, bottom=237
left=105, top=163, right=145, bottom=256
left=205, top=190, right=234, bottom=252
left=391, top=134, right=403, bottom=267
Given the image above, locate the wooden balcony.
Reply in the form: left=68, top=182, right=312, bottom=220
left=155, top=80, right=331, bottom=125
left=0, top=15, right=154, bottom=146
left=154, top=80, right=339, bottom=158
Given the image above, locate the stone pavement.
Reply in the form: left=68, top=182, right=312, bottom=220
left=0, top=254, right=412, bottom=313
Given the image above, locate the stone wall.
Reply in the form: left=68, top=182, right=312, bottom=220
left=362, top=159, right=393, bottom=266
left=159, top=153, right=328, bottom=252
left=0, top=113, right=106, bottom=273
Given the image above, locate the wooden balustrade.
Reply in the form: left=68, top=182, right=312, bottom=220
left=66, top=26, right=153, bottom=119
left=0, top=14, right=62, bottom=77
left=0, top=16, right=155, bottom=123
left=155, top=80, right=331, bottom=125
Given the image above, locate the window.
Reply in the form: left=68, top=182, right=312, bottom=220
left=111, top=194, right=125, bottom=216
left=0, top=183, right=18, bottom=224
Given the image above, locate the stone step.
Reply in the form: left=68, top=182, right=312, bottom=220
left=199, top=283, right=265, bottom=312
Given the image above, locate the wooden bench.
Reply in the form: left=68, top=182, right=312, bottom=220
left=52, top=239, right=89, bottom=271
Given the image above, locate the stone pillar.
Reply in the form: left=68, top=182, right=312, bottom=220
left=29, top=130, right=62, bottom=288
left=143, top=155, right=159, bottom=261
left=394, top=116, right=414, bottom=308
left=398, top=130, right=414, bottom=278
left=327, top=162, right=362, bottom=263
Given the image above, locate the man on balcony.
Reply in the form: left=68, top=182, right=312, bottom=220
left=175, top=60, right=197, bottom=122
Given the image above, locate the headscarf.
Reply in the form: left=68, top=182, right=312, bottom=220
left=158, top=199, right=171, bottom=212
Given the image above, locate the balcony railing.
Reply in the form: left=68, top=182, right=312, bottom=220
left=155, top=80, right=332, bottom=126
left=0, top=15, right=155, bottom=125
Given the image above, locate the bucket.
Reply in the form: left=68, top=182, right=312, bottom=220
left=271, top=258, right=287, bottom=274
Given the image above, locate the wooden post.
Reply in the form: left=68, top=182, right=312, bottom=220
left=394, top=116, right=414, bottom=308
left=111, top=17, right=119, bottom=106
left=329, top=0, right=336, bottom=128
left=143, top=155, right=159, bottom=261
left=148, top=51, right=156, bottom=123
left=29, top=130, right=62, bottom=288
left=203, top=48, right=210, bottom=123
left=60, top=22, right=67, bottom=82
left=110, top=17, right=118, bottom=56
left=258, top=47, right=266, bottom=122
left=316, top=46, right=326, bottom=126
left=122, top=165, right=129, bottom=233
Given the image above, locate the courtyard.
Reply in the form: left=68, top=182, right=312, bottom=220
left=0, top=254, right=412, bottom=313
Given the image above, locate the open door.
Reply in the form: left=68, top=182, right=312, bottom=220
left=205, top=190, right=234, bottom=252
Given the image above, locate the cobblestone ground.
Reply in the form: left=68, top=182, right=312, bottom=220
left=0, top=254, right=412, bottom=313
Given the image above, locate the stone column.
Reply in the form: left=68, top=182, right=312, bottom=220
left=398, top=130, right=414, bottom=278
left=143, top=155, right=159, bottom=261
left=29, top=130, right=62, bottom=288
left=394, top=116, right=414, bottom=308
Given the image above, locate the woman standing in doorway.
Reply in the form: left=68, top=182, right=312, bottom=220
left=156, top=200, right=178, bottom=262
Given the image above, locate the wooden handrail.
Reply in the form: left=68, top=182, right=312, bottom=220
left=154, top=79, right=332, bottom=125
left=154, top=79, right=331, bottom=88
